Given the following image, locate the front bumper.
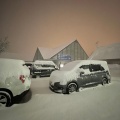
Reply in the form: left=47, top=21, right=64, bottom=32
left=49, top=82, right=66, bottom=93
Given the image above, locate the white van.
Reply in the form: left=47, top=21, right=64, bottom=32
left=31, top=60, right=58, bottom=78
left=0, top=58, right=31, bottom=107
left=49, top=60, right=111, bottom=94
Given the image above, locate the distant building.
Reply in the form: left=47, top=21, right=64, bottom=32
left=88, top=43, right=120, bottom=64
left=33, top=40, right=88, bottom=66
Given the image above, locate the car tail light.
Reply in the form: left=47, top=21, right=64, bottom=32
left=19, top=75, right=25, bottom=83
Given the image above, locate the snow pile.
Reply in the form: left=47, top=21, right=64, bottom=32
left=0, top=76, right=120, bottom=120
left=89, top=43, right=120, bottom=60
left=0, top=63, right=120, bottom=120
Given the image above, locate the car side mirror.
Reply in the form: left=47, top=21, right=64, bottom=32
left=80, top=71, right=84, bottom=76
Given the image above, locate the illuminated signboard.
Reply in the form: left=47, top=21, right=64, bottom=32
left=58, top=54, right=71, bottom=60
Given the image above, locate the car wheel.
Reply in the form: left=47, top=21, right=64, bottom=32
left=0, top=92, right=12, bottom=107
left=32, top=75, right=36, bottom=78
left=102, top=78, right=107, bottom=86
left=67, top=83, right=78, bottom=94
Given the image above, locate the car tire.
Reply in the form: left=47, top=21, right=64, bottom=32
left=67, top=83, right=78, bottom=94
left=102, top=78, right=107, bottom=86
left=0, top=91, right=12, bottom=107
left=32, top=75, right=36, bottom=78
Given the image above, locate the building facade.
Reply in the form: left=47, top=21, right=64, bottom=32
left=33, top=40, right=88, bottom=66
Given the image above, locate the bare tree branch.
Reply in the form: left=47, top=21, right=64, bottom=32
left=0, top=37, right=9, bottom=54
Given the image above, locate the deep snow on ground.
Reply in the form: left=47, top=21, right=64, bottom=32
left=0, top=77, right=120, bottom=120
left=0, top=66, right=120, bottom=120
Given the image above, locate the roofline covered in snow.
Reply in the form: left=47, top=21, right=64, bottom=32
left=37, top=39, right=88, bottom=59
left=88, top=42, right=120, bottom=60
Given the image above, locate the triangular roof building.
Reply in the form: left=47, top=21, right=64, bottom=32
left=33, top=40, right=88, bottom=64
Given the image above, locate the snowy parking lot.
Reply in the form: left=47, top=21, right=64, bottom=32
left=0, top=74, right=120, bottom=120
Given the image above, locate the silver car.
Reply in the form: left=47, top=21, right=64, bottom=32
left=49, top=60, right=111, bottom=94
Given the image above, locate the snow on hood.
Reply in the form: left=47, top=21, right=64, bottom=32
left=50, top=70, right=79, bottom=85
left=0, top=58, right=30, bottom=81
left=34, top=60, right=58, bottom=69
left=34, top=60, right=55, bottom=65
left=50, top=61, right=83, bottom=84
left=50, top=60, right=87, bottom=85
left=50, top=70, right=67, bottom=84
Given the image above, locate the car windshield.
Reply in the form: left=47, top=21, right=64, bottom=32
left=60, top=60, right=81, bottom=71
left=35, top=64, right=42, bottom=67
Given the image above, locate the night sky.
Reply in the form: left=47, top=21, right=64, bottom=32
left=0, top=0, right=120, bottom=59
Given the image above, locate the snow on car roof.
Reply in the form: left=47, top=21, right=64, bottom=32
left=60, top=60, right=108, bottom=71
left=60, top=60, right=82, bottom=71
left=0, top=58, right=29, bottom=80
left=34, top=60, right=56, bottom=65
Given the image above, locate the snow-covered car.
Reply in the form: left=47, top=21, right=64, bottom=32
left=49, top=60, right=111, bottom=94
left=24, top=62, right=33, bottom=69
left=31, top=60, right=58, bottom=78
left=24, top=62, right=33, bottom=74
left=0, top=58, right=31, bottom=107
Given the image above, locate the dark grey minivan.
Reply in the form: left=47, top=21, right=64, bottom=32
left=49, top=60, right=111, bottom=94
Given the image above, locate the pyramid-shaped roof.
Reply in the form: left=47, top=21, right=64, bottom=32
left=38, top=40, right=78, bottom=59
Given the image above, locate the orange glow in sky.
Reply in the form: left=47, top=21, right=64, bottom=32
left=0, top=0, right=120, bottom=60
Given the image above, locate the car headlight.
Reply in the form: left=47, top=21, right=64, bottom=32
left=60, top=64, right=64, bottom=68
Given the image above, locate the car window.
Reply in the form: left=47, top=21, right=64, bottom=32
left=90, top=64, right=101, bottom=72
left=100, top=66, right=105, bottom=71
left=80, top=65, right=89, bottom=69
left=79, top=65, right=91, bottom=74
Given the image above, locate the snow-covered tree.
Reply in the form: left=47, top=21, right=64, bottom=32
left=0, top=37, right=9, bottom=54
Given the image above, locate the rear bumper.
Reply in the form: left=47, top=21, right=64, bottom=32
left=11, top=77, right=31, bottom=97
left=13, top=89, right=32, bottom=104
